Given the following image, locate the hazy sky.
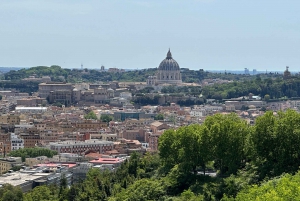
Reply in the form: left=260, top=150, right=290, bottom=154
left=1, top=0, right=300, bottom=71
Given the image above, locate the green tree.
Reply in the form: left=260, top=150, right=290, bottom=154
left=175, top=125, right=211, bottom=175
left=112, top=179, right=166, bottom=201
left=154, top=113, right=164, bottom=120
left=24, top=185, right=57, bottom=201
left=204, top=113, right=249, bottom=175
left=100, top=114, right=113, bottom=122
left=8, top=147, right=57, bottom=162
left=84, top=111, right=98, bottom=120
left=250, top=110, right=300, bottom=179
left=159, top=123, right=214, bottom=177
left=0, top=184, right=23, bottom=201
left=159, top=129, right=180, bottom=173
left=223, top=171, right=300, bottom=201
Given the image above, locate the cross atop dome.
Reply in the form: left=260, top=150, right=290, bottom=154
left=166, top=48, right=172, bottom=59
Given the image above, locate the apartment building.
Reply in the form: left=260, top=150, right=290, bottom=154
left=10, top=133, right=24, bottom=150
left=49, top=140, right=114, bottom=154
left=73, top=120, right=107, bottom=129
left=0, top=114, right=20, bottom=125
left=38, top=82, right=73, bottom=98
left=0, top=157, right=22, bottom=174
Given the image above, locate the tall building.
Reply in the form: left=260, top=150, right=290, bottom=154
left=156, top=49, right=182, bottom=84
left=11, top=133, right=24, bottom=151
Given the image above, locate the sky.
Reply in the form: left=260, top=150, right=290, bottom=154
left=0, top=0, right=300, bottom=71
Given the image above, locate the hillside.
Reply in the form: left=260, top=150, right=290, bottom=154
left=3, top=65, right=253, bottom=83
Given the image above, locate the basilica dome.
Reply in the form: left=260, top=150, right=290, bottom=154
left=158, top=49, right=180, bottom=71
left=156, top=49, right=182, bottom=84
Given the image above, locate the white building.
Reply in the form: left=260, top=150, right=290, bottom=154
left=49, top=140, right=114, bottom=154
left=290, top=101, right=300, bottom=108
left=120, top=92, right=132, bottom=99
left=15, top=107, right=48, bottom=114
left=11, top=133, right=24, bottom=150
left=190, top=109, right=206, bottom=117
left=203, top=106, right=223, bottom=114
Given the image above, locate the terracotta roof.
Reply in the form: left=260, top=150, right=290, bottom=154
left=151, top=121, right=163, bottom=127
left=85, top=152, right=103, bottom=159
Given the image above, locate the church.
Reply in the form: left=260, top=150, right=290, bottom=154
left=147, top=49, right=182, bottom=86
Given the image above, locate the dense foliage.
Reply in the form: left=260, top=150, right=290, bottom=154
left=181, top=69, right=252, bottom=83
left=250, top=110, right=300, bottom=179
left=100, top=114, right=114, bottom=122
left=0, top=81, right=39, bottom=94
left=161, top=85, right=202, bottom=95
left=154, top=113, right=164, bottom=120
left=132, top=94, right=160, bottom=105
left=159, top=113, right=249, bottom=177
left=3, top=111, right=300, bottom=200
left=3, top=66, right=157, bottom=83
left=84, top=111, right=98, bottom=120
left=4, top=65, right=70, bottom=81
left=0, top=184, right=23, bottom=201
left=8, top=147, right=58, bottom=162
left=223, top=172, right=300, bottom=200
left=202, top=76, right=300, bottom=100
left=3, top=65, right=262, bottom=85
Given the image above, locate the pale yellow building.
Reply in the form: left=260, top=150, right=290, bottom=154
left=0, top=157, right=22, bottom=174
left=0, top=114, right=20, bottom=125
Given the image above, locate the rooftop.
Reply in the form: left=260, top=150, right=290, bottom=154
left=49, top=140, right=114, bottom=146
left=0, top=172, right=51, bottom=186
left=89, top=157, right=126, bottom=164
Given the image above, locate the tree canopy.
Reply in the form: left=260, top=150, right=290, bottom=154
left=154, top=113, right=164, bottom=120
left=84, top=111, right=98, bottom=120
left=100, top=114, right=114, bottom=122
left=223, top=171, right=300, bottom=201
left=8, top=147, right=58, bottom=162
left=0, top=184, right=23, bottom=201
left=202, top=76, right=300, bottom=100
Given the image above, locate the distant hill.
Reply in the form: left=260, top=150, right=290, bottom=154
left=3, top=65, right=257, bottom=83
left=0, top=67, right=25, bottom=73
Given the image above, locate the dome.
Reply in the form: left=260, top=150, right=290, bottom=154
left=107, top=88, right=114, bottom=92
left=158, top=49, right=180, bottom=71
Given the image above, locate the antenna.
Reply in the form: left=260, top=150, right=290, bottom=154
left=81, top=63, right=83, bottom=70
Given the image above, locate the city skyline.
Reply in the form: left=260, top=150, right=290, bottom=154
left=1, top=0, right=300, bottom=71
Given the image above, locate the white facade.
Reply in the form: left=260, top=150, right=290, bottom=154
left=147, top=76, right=157, bottom=86
left=49, top=140, right=114, bottom=154
left=190, top=110, right=206, bottom=117
left=290, top=101, right=300, bottom=108
left=15, top=107, right=48, bottom=113
left=120, top=92, right=132, bottom=99
left=11, top=133, right=24, bottom=150
left=73, top=162, right=93, bottom=174
left=203, top=106, right=223, bottom=113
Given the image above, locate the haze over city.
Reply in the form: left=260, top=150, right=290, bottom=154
left=1, top=0, right=300, bottom=71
